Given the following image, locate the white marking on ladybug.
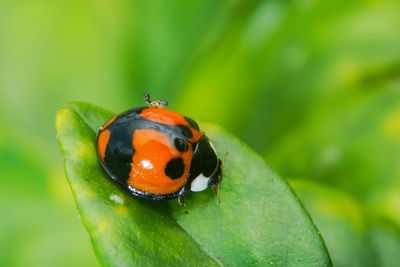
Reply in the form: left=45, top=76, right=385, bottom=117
left=190, top=174, right=210, bottom=192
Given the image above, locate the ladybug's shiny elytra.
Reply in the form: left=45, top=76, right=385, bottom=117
left=96, top=93, right=223, bottom=204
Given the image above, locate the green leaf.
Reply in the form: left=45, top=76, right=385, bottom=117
left=290, top=179, right=400, bottom=267
left=368, top=219, right=400, bottom=267
left=290, top=179, right=374, bottom=267
left=56, top=101, right=331, bottom=267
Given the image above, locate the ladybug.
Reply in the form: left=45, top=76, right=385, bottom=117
left=96, top=93, right=223, bottom=205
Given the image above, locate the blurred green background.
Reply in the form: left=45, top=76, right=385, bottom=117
left=1, top=0, right=400, bottom=266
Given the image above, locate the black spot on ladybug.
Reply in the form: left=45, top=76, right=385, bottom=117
left=184, top=116, right=199, bottom=131
left=165, top=157, right=185, bottom=179
left=176, top=125, right=193, bottom=139
left=103, top=123, right=135, bottom=183
left=174, top=138, right=188, bottom=152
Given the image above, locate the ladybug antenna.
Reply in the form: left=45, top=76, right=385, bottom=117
left=143, top=92, right=168, bottom=108
left=217, top=183, right=221, bottom=204
left=221, top=152, right=229, bottom=169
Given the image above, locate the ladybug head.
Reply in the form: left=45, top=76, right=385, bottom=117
left=189, top=136, right=223, bottom=194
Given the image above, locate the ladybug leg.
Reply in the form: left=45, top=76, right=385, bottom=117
left=216, top=183, right=221, bottom=204
left=212, top=186, right=217, bottom=195
left=143, top=92, right=152, bottom=106
left=178, top=196, right=186, bottom=207
left=211, top=152, right=227, bottom=205
left=211, top=183, right=221, bottom=204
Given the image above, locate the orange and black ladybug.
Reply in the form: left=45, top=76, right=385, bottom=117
left=96, top=93, right=223, bottom=205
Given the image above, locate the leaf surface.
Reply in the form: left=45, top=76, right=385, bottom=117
left=56, top=101, right=331, bottom=266
left=291, top=179, right=400, bottom=267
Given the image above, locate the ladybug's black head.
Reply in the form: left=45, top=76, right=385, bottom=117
left=188, top=135, right=223, bottom=193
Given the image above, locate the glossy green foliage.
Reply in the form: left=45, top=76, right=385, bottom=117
left=291, top=180, right=400, bottom=267
left=56, top=102, right=331, bottom=266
